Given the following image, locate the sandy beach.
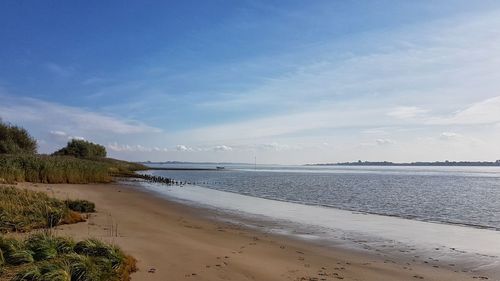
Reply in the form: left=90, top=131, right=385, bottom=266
left=13, top=181, right=488, bottom=281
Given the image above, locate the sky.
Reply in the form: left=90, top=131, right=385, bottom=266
left=1, top=1, right=500, bottom=164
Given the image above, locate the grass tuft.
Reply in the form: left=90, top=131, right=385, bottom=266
left=0, top=187, right=76, bottom=233
left=65, top=200, right=95, bottom=213
left=3, top=234, right=135, bottom=281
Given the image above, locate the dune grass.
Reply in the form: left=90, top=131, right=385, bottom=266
left=0, top=187, right=136, bottom=280
left=0, top=233, right=136, bottom=281
left=0, top=186, right=88, bottom=233
left=0, top=154, right=147, bottom=184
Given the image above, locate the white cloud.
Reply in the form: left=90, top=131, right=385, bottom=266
left=49, top=130, right=67, bottom=137
left=49, top=130, right=84, bottom=141
left=176, top=145, right=194, bottom=152
left=375, top=138, right=395, bottom=145
left=212, top=145, right=233, bottom=152
left=439, top=132, right=461, bottom=140
left=428, top=96, right=500, bottom=125
left=108, top=142, right=167, bottom=152
left=360, top=138, right=396, bottom=147
left=387, top=106, right=428, bottom=119
left=258, top=142, right=299, bottom=151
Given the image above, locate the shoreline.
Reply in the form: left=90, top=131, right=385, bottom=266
left=136, top=173, right=499, bottom=232
left=10, top=181, right=494, bottom=281
left=136, top=178, right=500, bottom=264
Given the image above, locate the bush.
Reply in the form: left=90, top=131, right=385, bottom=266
left=0, top=120, right=37, bottom=155
left=53, top=139, right=106, bottom=159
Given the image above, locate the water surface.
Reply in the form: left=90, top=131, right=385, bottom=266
left=142, top=164, right=500, bottom=230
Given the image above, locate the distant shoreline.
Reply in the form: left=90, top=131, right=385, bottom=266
left=138, top=160, right=500, bottom=167
left=307, top=160, right=500, bottom=167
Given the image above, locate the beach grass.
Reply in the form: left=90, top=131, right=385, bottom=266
left=0, top=186, right=136, bottom=280
left=0, top=186, right=87, bottom=233
left=64, top=200, right=95, bottom=213
left=0, top=233, right=136, bottom=281
left=0, top=154, right=147, bottom=184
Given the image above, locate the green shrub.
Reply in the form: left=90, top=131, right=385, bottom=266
left=65, top=200, right=95, bottom=213
left=0, top=120, right=37, bottom=155
left=53, top=139, right=106, bottom=159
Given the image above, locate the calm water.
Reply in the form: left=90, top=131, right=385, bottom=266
left=142, top=164, right=500, bottom=231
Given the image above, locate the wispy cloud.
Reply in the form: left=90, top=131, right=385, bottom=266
left=387, top=106, right=428, bottom=119
left=427, top=96, right=500, bottom=125
left=0, top=94, right=161, bottom=135
left=45, top=62, right=74, bottom=77
left=3, top=6, right=500, bottom=163
left=375, top=138, right=396, bottom=145
left=108, top=142, right=167, bottom=152
left=0, top=92, right=163, bottom=154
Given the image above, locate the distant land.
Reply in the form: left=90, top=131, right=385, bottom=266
left=307, top=160, right=500, bottom=167
left=141, top=160, right=500, bottom=167
left=139, top=161, right=251, bottom=165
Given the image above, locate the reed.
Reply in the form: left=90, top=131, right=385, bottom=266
left=0, top=154, right=147, bottom=184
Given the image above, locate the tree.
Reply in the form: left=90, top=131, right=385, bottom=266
left=53, top=139, right=107, bottom=158
left=0, top=119, right=37, bottom=154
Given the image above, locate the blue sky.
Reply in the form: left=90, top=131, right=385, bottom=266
left=2, top=1, right=500, bottom=163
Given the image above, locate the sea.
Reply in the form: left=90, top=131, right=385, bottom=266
left=134, top=163, right=500, bottom=272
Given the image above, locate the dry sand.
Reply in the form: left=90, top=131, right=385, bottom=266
left=15, top=181, right=488, bottom=281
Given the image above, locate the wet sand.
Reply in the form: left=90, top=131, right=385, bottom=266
left=15, top=182, right=490, bottom=281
